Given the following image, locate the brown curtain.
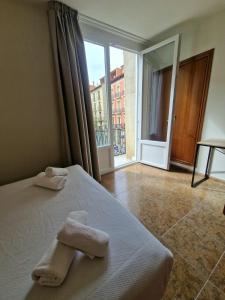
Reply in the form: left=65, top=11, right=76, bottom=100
left=48, top=1, right=101, bottom=182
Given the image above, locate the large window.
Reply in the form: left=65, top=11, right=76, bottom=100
left=84, top=41, right=109, bottom=147
left=85, top=41, right=137, bottom=168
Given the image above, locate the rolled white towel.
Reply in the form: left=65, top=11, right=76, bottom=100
left=45, top=167, right=68, bottom=177
left=32, top=239, right=74, bottom=287
left=32, top=210, right=88, bottom=287
left=57, top=218, right=109, bottom=258
left=34, top=172, right=67, bottom=190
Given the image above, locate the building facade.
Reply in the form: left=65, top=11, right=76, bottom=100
left=110, top=67, right=125, bottom=129
left=89, top=66, right=126, bottom=154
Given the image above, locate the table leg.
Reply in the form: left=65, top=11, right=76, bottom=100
left=191, top=144, right=200, bottom=187
left=205, top=146, right=213, bottom=178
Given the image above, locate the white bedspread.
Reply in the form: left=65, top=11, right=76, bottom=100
left=0, top=165, right=173, bottom=300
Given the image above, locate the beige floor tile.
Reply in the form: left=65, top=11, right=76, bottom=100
left=163, top=251, right=205, bottom=300
left=163, top=219, right=224, bottom=278
left=197, top=282, right=225, bottom=300
left=185, top=206, right=225, bottom=245
left=210, top=254, right=225, bottom=294
left=101, top=163, right=225, bottom=299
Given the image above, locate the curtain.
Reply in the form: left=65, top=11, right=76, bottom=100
left=48, top=1, right=101, bottom=182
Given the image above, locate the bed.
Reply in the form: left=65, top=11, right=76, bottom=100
left=0, top=165, right=173, bottom=300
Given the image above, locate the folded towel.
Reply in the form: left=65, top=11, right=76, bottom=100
left=57, top=218, right=109, bottom=258
left=32, top=239, right=74, bottom=287
left=45, top=167, right=68, bottom=177
left=34, top=172, right=67, bottom=190
left=32, top=211, right=87, bottom=287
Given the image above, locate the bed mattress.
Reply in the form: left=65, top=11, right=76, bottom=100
left=0, top=165, right=173, bottom=300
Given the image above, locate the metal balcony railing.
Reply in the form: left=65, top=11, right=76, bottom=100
left=95, top=127, right=126, bottom=155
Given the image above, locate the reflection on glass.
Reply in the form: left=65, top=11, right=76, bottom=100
left=142, top=42, right=174, bottom=142
left=84, top=41, right=109, bottom=147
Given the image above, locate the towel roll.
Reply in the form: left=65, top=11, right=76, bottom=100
left=32, top=239, right=74, bottom=287
left=45, top=167, right=68, bottom=177
left=32, top=211, right=88, bottom=287
left=34, top=172, right=67, bottom=190
left=57, top=218, right=109, bottom=258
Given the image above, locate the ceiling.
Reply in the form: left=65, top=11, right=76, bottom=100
left=41, top=0, right=225, bottom=39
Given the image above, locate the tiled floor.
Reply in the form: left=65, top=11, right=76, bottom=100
left=101, top=163, right=225, bottom=300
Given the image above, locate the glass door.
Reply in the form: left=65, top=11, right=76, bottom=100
left=138, top=35, right=180, bottom=169
left=85, top=41, right=138, bottom=173
left=109, top=46, right=137, bottom=168
left=85, top=41, right=114, bottom=174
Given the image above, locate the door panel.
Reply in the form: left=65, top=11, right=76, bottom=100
left=138, top=35, right=180, bottom=169
left=171, top=50, right=214, bottom=165
left=84, top=41, right=114, bottom=174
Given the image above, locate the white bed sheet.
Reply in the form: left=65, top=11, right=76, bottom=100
left=0, top=165, right=173, bottom=300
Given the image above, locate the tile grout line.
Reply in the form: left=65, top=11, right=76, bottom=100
left=160, top=199, right=225, bottom=299
left=209, top=281, right=225, bottom=297
left=161, top=201, right=201, bottom=238
left=104, top=167, right=225, bottom=299
left=172, top=248, right=208, bottom=281
left=195, top=250, right=225, bottom=299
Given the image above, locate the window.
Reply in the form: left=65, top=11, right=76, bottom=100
left=116, top=85, right=120, bottom=98
left=117, top=100, right=121, bottom=112
left=111, top=90, right=114, bottom=100
left=85, top=41, right=109, bottom=147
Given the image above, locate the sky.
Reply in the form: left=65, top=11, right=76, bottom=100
left=84, top=42, right=124, bottom=86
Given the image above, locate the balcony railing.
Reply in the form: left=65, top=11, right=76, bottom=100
left=95, top=127, right=126, bottom=155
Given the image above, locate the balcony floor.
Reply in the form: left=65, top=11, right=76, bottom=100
left=114, top=154, right=135, bottom=168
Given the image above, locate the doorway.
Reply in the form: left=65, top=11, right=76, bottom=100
left=109, top=46, right=137, bottom=168
left=84, top=41, right=137, bottom=173
left=138, top=37, right=213, bottom=170
left=171, top=49, right=214, bottom=166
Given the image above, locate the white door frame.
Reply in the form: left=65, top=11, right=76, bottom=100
left=137, top=34, right=180, bottom=169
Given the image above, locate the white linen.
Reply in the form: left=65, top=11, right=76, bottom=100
left=45, top=167, right=69, bottom=177
left=34, top=172, right=67, bottom=190
left=57, top=218, right=109, bottom=258
left=0, top=165, right=173, bottom=300
left=68, top=210, right=88, bottom=225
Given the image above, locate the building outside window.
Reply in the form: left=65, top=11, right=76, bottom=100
left=116, top=85, right=120, bottom=98
left=88, top=66, right=125, bottom=147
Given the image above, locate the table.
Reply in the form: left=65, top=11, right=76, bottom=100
left=191, top=139, right=225, bottom=188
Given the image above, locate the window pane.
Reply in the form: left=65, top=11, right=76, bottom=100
left=110, top=46, right=137, bottom=167
left=142, top=42, right=174, bottom=142
left=84, top=41, right=109, bottom=147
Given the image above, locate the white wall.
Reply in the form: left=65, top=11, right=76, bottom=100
left=148, top=9, right=225, bottom=181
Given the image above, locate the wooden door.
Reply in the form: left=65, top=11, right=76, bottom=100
left=171, top=49, right=214, bottom=165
